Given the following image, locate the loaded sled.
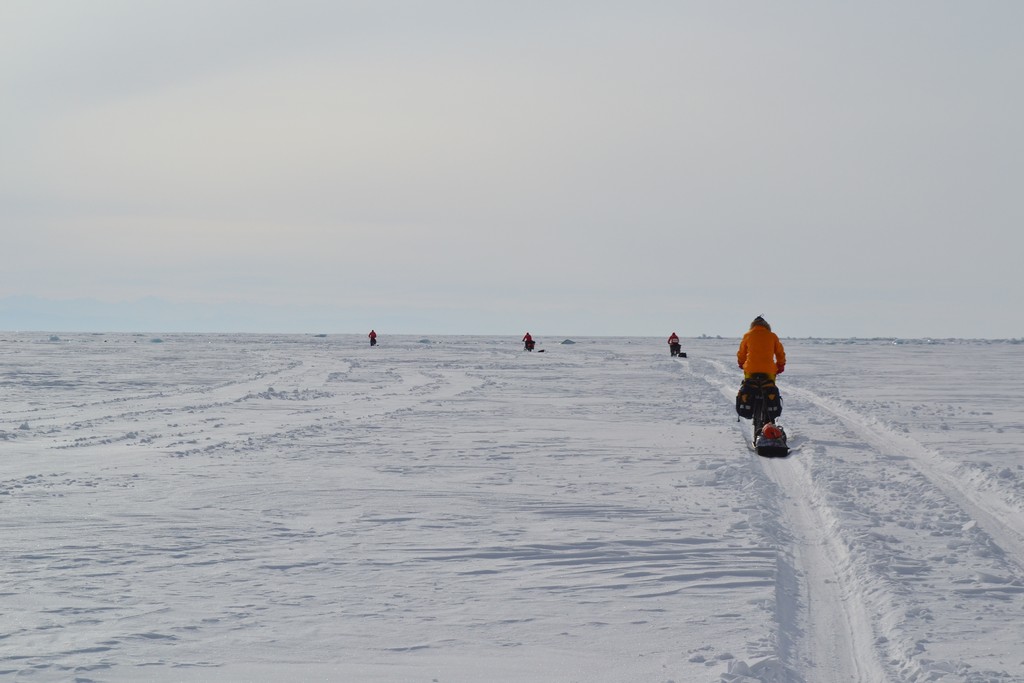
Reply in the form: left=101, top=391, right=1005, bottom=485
left=736, top=373, right=789, bottom=458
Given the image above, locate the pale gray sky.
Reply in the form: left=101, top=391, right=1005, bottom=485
left=2, top=1, right=1021, bottom=337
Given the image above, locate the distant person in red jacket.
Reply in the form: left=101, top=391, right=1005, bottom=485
left=668, top=332, right=682, bottom=357
left=368, top=329, right=377, bottom=347
left=522, top=332, right=535, bottom=351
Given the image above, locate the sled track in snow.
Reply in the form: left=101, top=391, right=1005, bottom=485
left=781, top=384, right=1024, bottom=682
left=760, top=452, right=889, bottom=682
left=696, top=359, right=888, bottom=682
left=786, top=384, right=1024, bottom=575
left=698, top=354, right=1024, bottom=682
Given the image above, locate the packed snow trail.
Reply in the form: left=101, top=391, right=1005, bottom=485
left=697, top=358, right=889, bottom=682
left=781, top=383, right=1024, bottom=681
left=760, top=456, right=889, bottom=682
left=692, top=340, right=1024, bottom=683
left=786, top=384, right=1024, bottom=567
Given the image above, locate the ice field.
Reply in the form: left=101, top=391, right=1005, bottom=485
left=2, top=333, right=1023, bottom=682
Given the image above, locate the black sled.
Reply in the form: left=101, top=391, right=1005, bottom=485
left=755, top=441, right=790, bottom=458
left=753, top=425, right=790, bottom=458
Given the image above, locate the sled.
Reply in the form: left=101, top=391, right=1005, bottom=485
left=752, top=427, right=790, bottom=458
left=756, top=443, right=791, bottom=458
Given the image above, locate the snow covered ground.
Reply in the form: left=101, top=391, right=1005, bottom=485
left=2, top=333, right=1022, bottom=683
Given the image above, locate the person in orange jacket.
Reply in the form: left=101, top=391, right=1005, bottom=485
left=667, top=332, right=681, bottom=357
left=737, top=316, right=785, bottom=379
left=368, top=329, right=377, bottom=347
left=522, top=332, right=535, bottom=351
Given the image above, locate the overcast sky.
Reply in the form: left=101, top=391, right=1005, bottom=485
left=2, top=1, right=1021, bottom=338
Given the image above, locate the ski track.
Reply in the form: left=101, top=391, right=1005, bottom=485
left=697, top=350, right=1024, bottom=683
left=699, top=359, right=885, bottom=683
left=782, top=383, right=1024, bottom=682
left=784, top=384, right=1024, bottom=567
left=764, top=449, right=889, bottom=683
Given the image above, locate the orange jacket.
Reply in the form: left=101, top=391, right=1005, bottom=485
left=737, top=325, right=785, bottom=375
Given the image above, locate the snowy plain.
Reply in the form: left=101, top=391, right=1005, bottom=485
left=1, top=333, right=1023, bottom=683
